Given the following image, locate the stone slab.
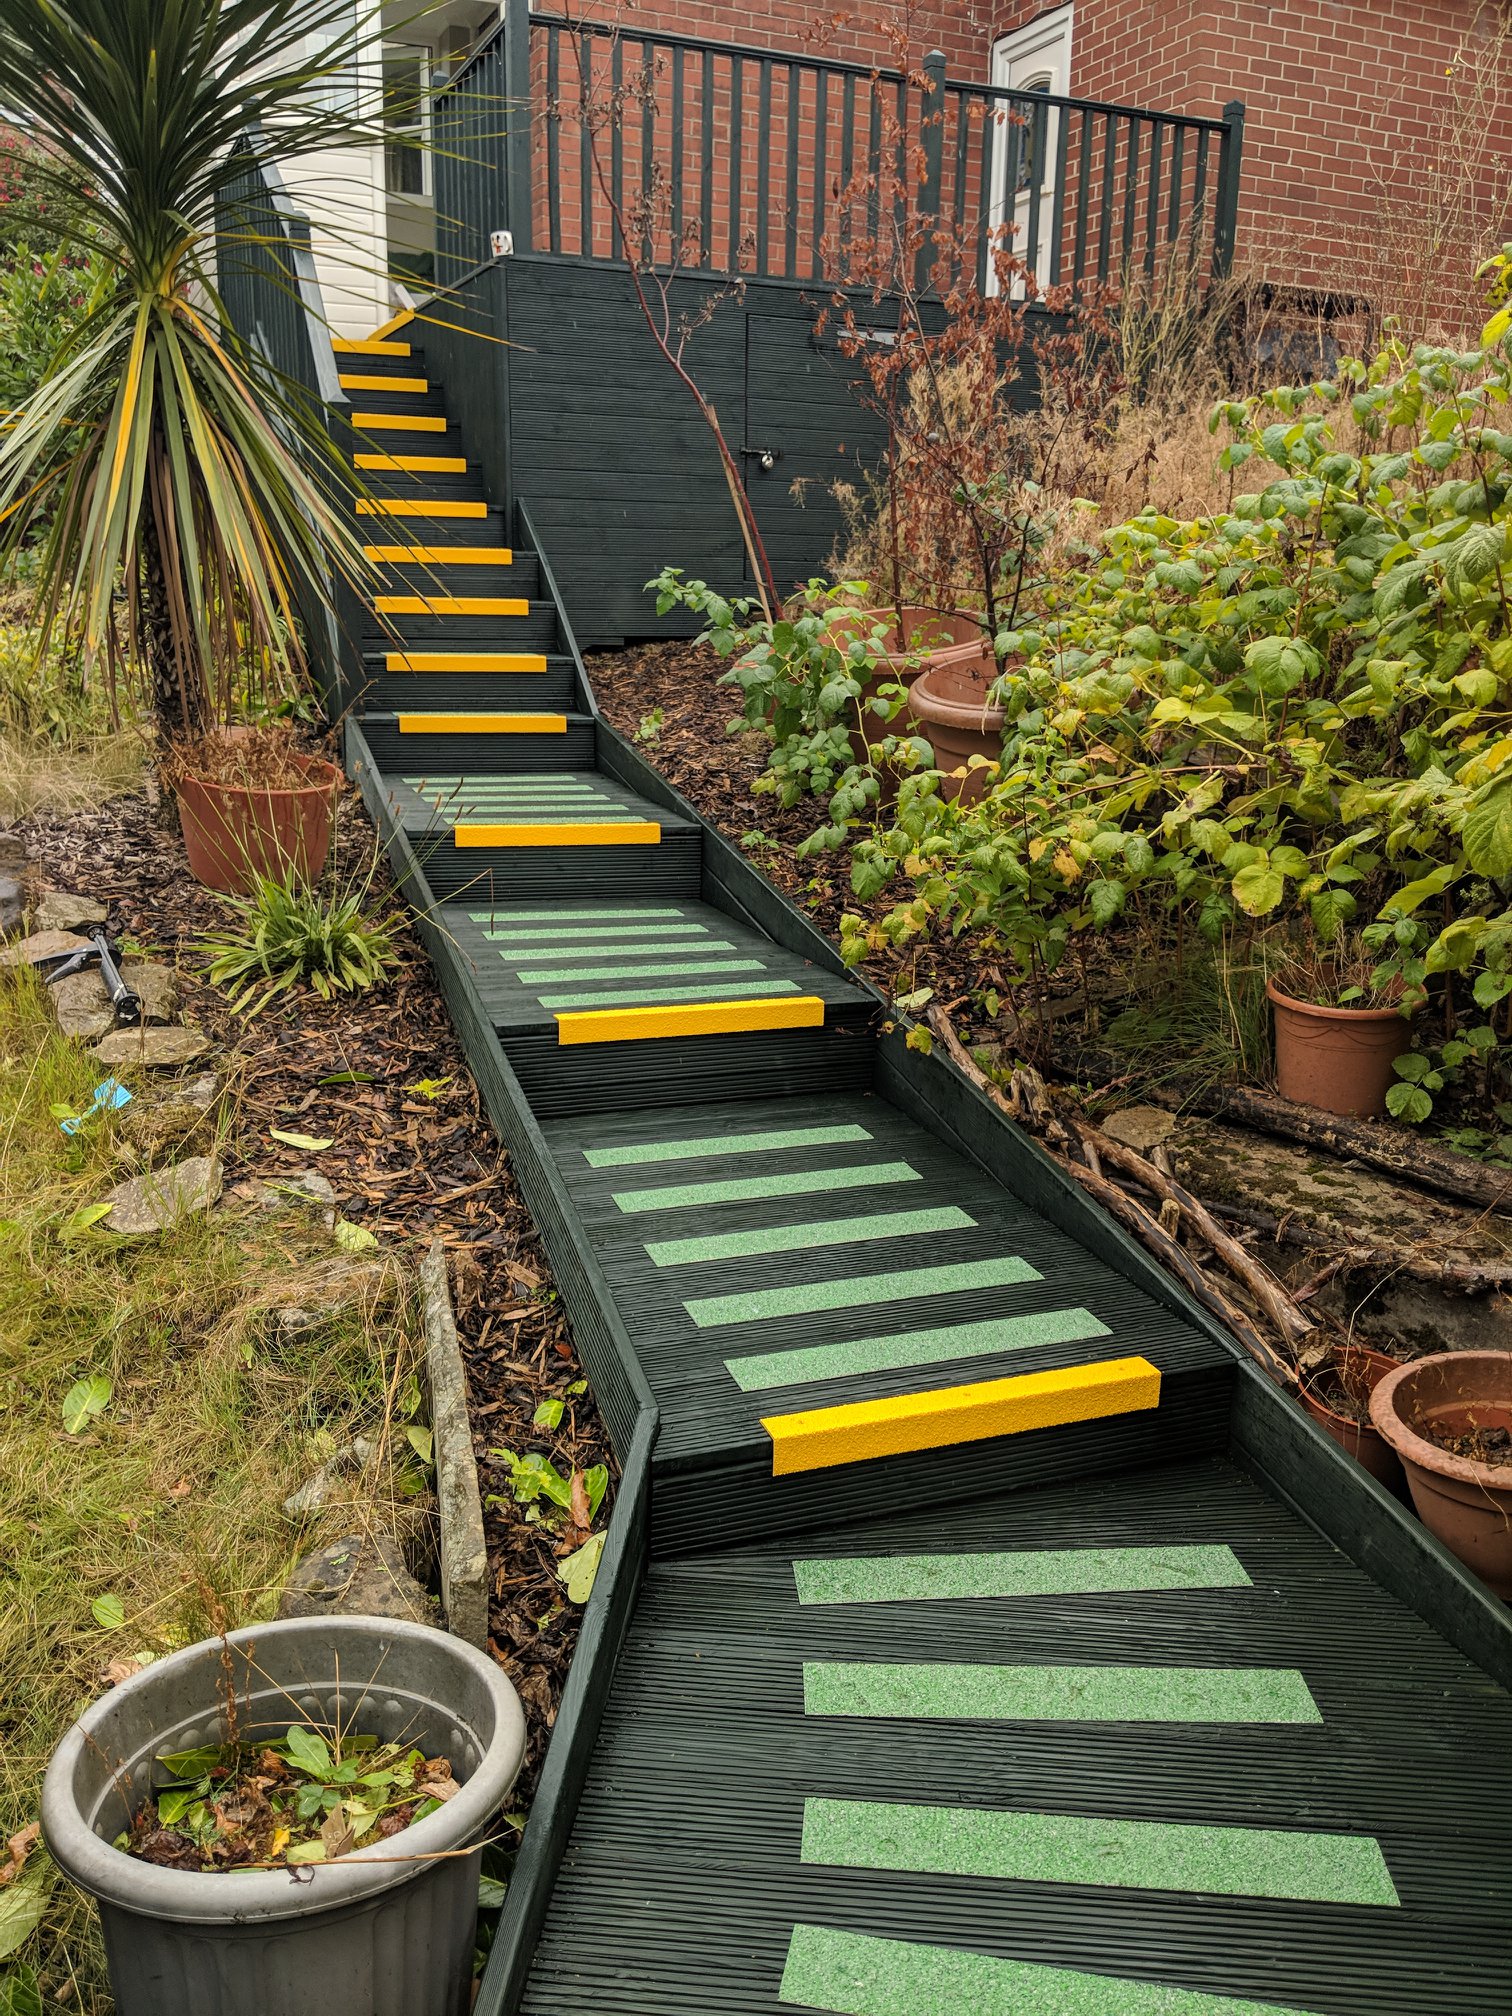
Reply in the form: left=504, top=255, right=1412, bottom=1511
left=420, top=1238, right=489, bottom=1649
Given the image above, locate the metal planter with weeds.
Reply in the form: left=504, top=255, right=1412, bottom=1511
left=41, top=1615, right=525, bottom=2016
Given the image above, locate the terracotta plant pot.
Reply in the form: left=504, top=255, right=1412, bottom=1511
left=1296, top=1342, right=1403, bottom=1488
left=826, top=608, right=991, bottom=795
left=1370, top=1351, right=1512, bottom=1596
left=1266, top=976, right=1411, bottom=1119
left=176, top=755, right=342, bottom=895
left=909, top=650, right=1007, bottom=803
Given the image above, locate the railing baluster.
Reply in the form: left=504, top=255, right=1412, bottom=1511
left=1073, top=108, right=1093, bottom=284
left=671, top=43, right=685, bottom=259
left=866, top=82, right=881, bottom=244
left=1192, top=124, right=1210, bottom=247
left=1121, top=115, right=1140, bottom=272
left=975, top=97, right=995, bottom=290
left=785, top=61, right=801, bottom=278
left=840, top=72, right=856, bottom=264
left=1024, top=99, right=1044, bottom=281
left=610, top=34, right=624, bottom=261
left=1145, top=120, right=1163, bottom=275
left=579, top=32, right=593, bottom=257
left=1096, top=110, right=1116, bottom=280
left=729, top=56, right=744, bottom=269
left=1167, top=122, right=1185, bottom=242
left=700, top=49, right=714, bottom=267
left=757, top=58, right=773, bottom=277
left=640, top=45, right=655, bottom=264
left=1048, top=92, right=1070, bottom=285
left=812, top=68, right=828, bottom=279
left=546, top=23, right=561, bottom=255
left=894, top=72, right=907, bottom=249
left=952, top=87, right=970, bottom=249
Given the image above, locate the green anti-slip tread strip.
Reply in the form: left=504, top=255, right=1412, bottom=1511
left=779, top=1926, right=1324, bottom=2016
left=516, top=957, right=759, bottom=984
left=585, top=1122, right=873, bottom=1168
left=802, top=1660, right=1322, bottom=1724
left=645, top=1205, right=976, bottom=1268
left=800, top=1798, right=1399, bottom=1906
left=485, top=923, right=712, bottom=943
left=792, top=1542, right=1252, bottom=1605
left=725, top=1307, right=1111, bottom=1393
left=612, top=1160, right=921, bottom=1215
left=540, top=978, right=803, bottom=1010
left=686, top=1255, right=1041, bottom=1329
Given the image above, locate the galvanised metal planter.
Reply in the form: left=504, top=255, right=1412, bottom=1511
left=41, top=1616, right=526, bottom=2016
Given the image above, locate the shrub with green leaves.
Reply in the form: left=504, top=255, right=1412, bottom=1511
left=200, top=874, right=402, bottom=1016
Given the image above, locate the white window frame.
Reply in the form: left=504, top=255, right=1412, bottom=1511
left=383, top=41, right=433, bottom=202
left=987, top=4, right=1074, bottom=291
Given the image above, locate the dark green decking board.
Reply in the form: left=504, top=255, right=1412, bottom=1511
left=541, top=1092, right=1227, bottom=1464
left=517, top=1457, right=1512, bottom=2016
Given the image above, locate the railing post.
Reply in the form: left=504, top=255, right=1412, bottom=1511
left=1212, top=97, right=1245, bottom=277
left=915, top=48, right=946, bottom=292
left=504, top=0, right=534, bottom=253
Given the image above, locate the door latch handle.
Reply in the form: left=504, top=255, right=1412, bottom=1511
left=741, top=445, right=779, bottom=471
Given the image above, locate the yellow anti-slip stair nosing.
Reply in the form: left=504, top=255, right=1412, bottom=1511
left=762, top=1355, right=1162, bottom=1475
left=455, top=820, right=662, bottom=849
left=397, top=712, right=566, bottom=733
left=356, top=500, right=488, bottom=519
left=375, top=595, right=528, bottom=616
left=333, top=337, right=411, bottom=357
left=385, top=650, right=546, bottom=672
left=352, top=411, right=448, bottom=433
left=340, top=374, right=429, bottom=393
left=364, top=544, right=514, bottom=565
left=355, top=453, right=467, bottom=472
left=556, top=996, right=826, bottom=1048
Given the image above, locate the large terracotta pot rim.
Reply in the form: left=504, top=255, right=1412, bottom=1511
left=1265, top=975, right=1406, bottom=1026
left=177, top=755, right=341, bottom=804
left=1369, top=1351, right=1512, bottom=1488
left=910, top=655, right=1007, bottom=732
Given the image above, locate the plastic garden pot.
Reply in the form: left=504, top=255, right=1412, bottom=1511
left=909, top=650, right=1008, bottom=803
left=1296, top=1342, right=1403, bottom=1488
left=41, top=1615, right=526, bottom=2016
left=1266, top=976, right=1411, bottom=1118
left=176, top=755, right=343, bottom=894
left=1370, top=1351, right=1512, bottom=1597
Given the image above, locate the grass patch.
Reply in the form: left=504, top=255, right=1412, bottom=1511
left=0, top=968, right=428, bottom=2013
left=0, top=612, right=146, bottom=818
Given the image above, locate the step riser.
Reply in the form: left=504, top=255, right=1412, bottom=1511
left=355, top=673, right=577, bottom=712
left=354, top=505, right=505, bottom=532
left=368, top=564, right=540, bottom=597
left=363, top=613, right=560, bottom=647
left=409, top=831, right=703, bottom=903
left=362, top=722, right=596, bottom=769
left=651, top=1367, right=1234, bottom=1555
left=354, top=472, right=483, bottom=496
left=505, top=1020, right=877, bottom=1120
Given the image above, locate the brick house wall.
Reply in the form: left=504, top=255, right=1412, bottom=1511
left=538, top=0, right=1512, bottom=324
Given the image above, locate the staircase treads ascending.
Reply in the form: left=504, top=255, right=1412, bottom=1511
left=440, top=898, right=863, bottom=1038
left=543, top=1092, right=1226, bottom=1465
left=518, top=1458, right=1512, bottom=2016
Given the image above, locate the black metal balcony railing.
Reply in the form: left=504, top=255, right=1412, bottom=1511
left=433, top=11, right=1243, bottom=295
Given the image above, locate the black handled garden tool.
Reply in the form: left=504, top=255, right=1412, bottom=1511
left=37, top=930, right=142, bottom=1027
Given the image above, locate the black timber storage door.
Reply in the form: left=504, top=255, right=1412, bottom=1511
left=742, top=312, right=889, bottom=597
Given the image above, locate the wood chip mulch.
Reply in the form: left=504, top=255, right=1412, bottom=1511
left=17, top=771, right=612, bottom=1806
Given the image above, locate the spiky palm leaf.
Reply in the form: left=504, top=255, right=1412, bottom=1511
left=0, top=0, right=393, bottom=732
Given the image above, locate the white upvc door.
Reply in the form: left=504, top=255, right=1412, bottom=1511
left=988, top=4, right=1074, bottom=292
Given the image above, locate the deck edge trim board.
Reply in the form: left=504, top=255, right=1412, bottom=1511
left=792, top=1542, right=1253, bottom=1604
left=799, top=1796, right=1400, bottom=1906
left=801, top=1659, right=1323, bottom=1723
left=762, top=1356, right=1160, bottom=1472
left=778, top=1925, right=1325, bottom=2016
left=726, top=1306, right=1112, bottom=1392
left=555, top=995, right=826, bottom=1047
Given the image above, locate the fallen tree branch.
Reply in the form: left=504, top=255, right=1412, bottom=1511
left=1158, top=1084, right=1512, bottom=1218
left=1209, top=1199, right=1512, bottom=1295
left=926, top=1006, right=1298, bottom=1387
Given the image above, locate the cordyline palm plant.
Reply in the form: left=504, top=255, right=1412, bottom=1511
left=0, top=0, right=389, bottom=738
